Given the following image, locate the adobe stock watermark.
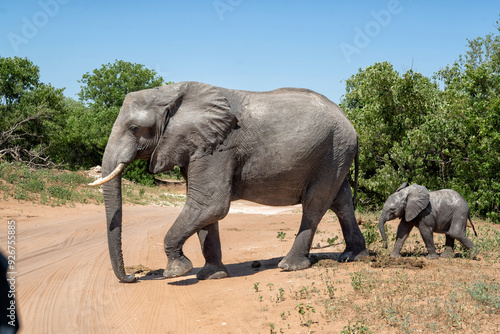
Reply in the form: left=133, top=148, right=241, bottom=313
left=339, top=0, right=406, bottom=63
left=7, top=0, right=70, bottom=53
left=213, top=0, right=243, bottom=21
left=5, top=220, right=19, bottom=329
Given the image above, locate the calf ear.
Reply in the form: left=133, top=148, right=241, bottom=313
left=396, top=182, right=409, bottom=192
left=150, top=82, right=237, bottom=172
left=405, top=185, right=430, bottom=221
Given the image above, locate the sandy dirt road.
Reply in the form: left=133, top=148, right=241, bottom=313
left=0, top=200, right=353, bottom=333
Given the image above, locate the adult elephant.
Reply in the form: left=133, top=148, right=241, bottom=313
left=90, top=81, right=367, bottom=283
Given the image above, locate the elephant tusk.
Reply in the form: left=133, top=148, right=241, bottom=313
left=88, top=163, right=126, bottom=187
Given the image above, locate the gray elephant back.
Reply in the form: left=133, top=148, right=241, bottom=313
left=216, top=86, right=358, bottom=205
left=430, top=189, right=469, bottom=211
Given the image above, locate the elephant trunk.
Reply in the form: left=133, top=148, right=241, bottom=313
left=102, top=151, right=137, bottom=283
left=378, top=214, right=388, bottom=249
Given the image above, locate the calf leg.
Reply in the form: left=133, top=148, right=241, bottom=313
left=441, top=235, right=455, bottom=258
left=391, top=221, right=413, bottom=257
left=451, top=231, right=477, bottom=258
left=419, top=225, right=438, bottom=259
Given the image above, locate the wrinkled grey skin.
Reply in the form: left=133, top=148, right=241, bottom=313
left=102, top=81, right=367, bottom=283
left=379, top=182, right=477, bottom=259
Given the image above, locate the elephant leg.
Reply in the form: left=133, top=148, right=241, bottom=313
left=164, top=201, right=230, bottom=278
left=278, top=204, right=328, bottom=271
left=164, top=157, right=233, bottom=279
left=456, top=234, right=474, bottom=250
left=441, top=235, right=455, bottom=258
left=448, top=225, right=474, bottom=250
left=330, top=178, right=368, bottom=262
left=196, top=221, right=228, bottom=280
left=278, top=182, right=332, bottom=271
left=390, top=222, right=413, bottom=257
left=450, top=230, right=477, bottom=257
left=418, top=225, right=438, bottom=259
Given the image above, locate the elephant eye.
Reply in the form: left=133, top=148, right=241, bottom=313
left=129, top=125, right=138, bottom=133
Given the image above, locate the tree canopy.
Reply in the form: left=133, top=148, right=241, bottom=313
left=342, top=22, right=500, bottom=221
left=0, top=56, right=65, bottom=167
left=78, top=60, right=165, bottom=109
left=0, top=22, right=499, bottom=220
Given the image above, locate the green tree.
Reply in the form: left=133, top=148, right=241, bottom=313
left=0, top=57, right=65, bottom=167
left=341, top=62, right=441, bottom=207
left=0, top=56, right=39, bottom=108
left=434, top=22, right=500, bottom=221
left=79, top=59, right=166, bottom=108
left=77, top=60, right=167, bottom=182
left=341, top=19, right=500, bottom=221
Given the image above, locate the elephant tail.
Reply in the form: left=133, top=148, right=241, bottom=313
left=352, top=141, right=359, bottom=209
left=468, top=213, right=478, bottom=237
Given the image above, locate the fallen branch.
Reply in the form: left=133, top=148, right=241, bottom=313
left=0, top=105, right=60, bottom=168
left=311, top=242, right=344, bottom=249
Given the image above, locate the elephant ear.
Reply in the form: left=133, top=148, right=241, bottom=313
left=396, top=182, right=409, bottom=192
left=150, top=82, right=237, bottom=172
left=405, top=185, right=430, bottom=221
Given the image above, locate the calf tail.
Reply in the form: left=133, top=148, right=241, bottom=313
left=468, top=213, right=478, bottom=237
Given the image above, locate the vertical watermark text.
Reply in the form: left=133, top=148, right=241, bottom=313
left=5, top=220, right=18, bottom=329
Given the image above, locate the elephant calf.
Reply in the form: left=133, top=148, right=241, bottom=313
left=378, top=182, right=477, bottom=259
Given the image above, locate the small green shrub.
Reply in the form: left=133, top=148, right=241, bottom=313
left=5, top=173, right=18, bottom=184
left=350, top=272, right=364, bottom=291
left=361, top=220, right=378, bottom=246
left=50, top=172, right=90, bottom=185
left=48, top=185, right=73, bottom=201
left=295, top=303, right=315, bottom=327
left=14, top=188, right=28, bottom=201
left=467, top=281, right=500, bottom=310
left=340, top=320, right=372, bottom=334
left=0, top=162, right=11, bottom=178
left=276, top=231, right=286, bottom=241
left=24, top=178, right=45, bottom=192
left=327, top=234, right=339, bottom=245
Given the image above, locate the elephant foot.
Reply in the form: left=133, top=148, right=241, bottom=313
left=426, top=253, right=439, bottom=260
left=464, top=245, right=479, bottom=259
left=196, top=263, right=229, bottom=280
left=278, top=255, right=311, bottom=271
left=440, top=247, right=454, bottom=258
left=389, top=252, right=402, bottom=258
left=163, top=256, right=193, bottom=278
left=339, top=249, right=369, bottom=262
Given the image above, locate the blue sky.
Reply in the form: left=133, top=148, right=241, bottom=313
left=1, top=1, right=499, bottom=102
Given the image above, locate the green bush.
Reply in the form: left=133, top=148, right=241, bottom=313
left=467, top=281, right=500, bottom=309
left=361, top=220, right=378, bottom=246
left=50, top=171, right=90, bottom=185
left=48, top=185, right=73, bottom=201
left=122, top=160, right=156, bottom=186
left=342, top=22, right=500, bottom=221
